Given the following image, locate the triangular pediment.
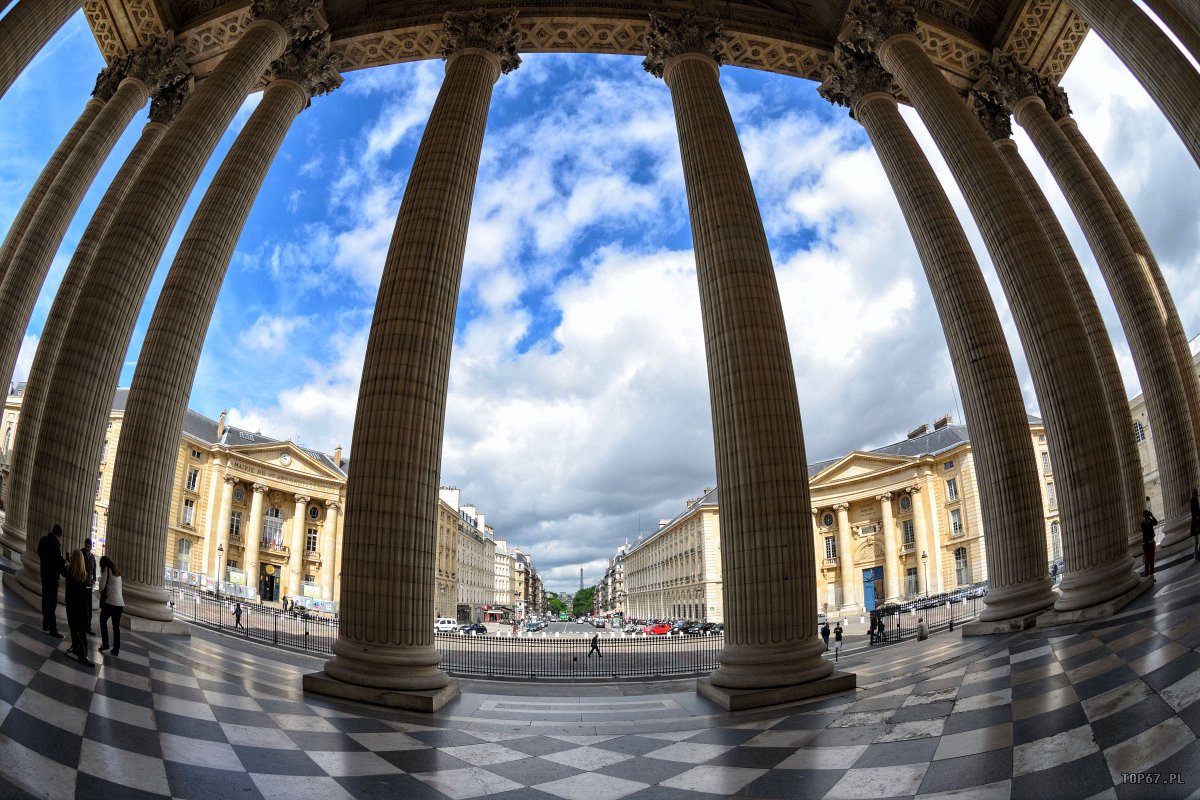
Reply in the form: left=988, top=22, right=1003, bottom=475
left=226, top=441, right=343, bottom=481
left=812, top=451, right=915, bottom=485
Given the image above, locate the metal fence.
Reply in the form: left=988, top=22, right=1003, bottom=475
left=167, top=583, right=339, bottom=654
left=869, top=595, right=984, bottom=644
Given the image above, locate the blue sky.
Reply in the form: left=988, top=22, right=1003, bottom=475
left=1, top=11, right=1198, bottom=592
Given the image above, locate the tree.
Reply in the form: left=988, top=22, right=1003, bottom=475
left=572, top=586, right=596, bottom=617
left=546, top=597, right=565, bottom=617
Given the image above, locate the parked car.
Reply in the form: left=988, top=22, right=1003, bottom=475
left=623, top=623, right=639, bottom=634
left=434, top=618, right=457, bottom=633
left=459, top=622, right=488, bottom=635
left=643, top=623, right=673, bottom=635
left=684, top=622, right=718, bottom=636
left=966, top=581, right=989, bottom=599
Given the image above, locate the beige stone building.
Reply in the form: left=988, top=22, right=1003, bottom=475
left=595, top=543, right=628, bottom=619
left=436, top=487, right=496, bottom=622
left=1131, top=341, right=1200, bottom=522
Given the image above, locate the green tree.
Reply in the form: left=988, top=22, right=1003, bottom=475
left=546, top=597, right=565, bottom=617
left=572, top=586, right=597, bottom=617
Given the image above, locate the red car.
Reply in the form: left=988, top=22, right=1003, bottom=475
left=642, top=623, right=673, bottom=635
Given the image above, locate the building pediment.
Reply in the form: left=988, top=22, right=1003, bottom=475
left=811, top=452, right=915, bottom=486
left=225, top=442, right=345, bottom=485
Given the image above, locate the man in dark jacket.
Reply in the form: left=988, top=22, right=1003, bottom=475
left=82, top=538, right=97, bottom=634
left=1141, top=510, right=1159, bottom=579
left=36, top=525, right=65, bottom=637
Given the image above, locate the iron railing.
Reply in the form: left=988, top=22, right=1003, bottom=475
left=867, top=594, right=983, bottom=643
left=167, top=582, right=339, bottom=654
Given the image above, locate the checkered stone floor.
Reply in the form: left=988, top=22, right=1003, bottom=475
left=2, top=556, right=1200, bottom=799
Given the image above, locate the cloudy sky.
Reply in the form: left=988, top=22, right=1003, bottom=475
left=1, top=10, right=1197, bottom=593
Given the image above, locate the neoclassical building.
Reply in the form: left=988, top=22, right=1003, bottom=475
left=2, top=0, right=1198, bottom=712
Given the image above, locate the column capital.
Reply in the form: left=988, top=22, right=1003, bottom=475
left=974, top=50, right=1071, bottom=120
left=811, top=507, right=820, bottom=516
left=968, top=89, right=1013, bottom=142
left=327, top=499, right=341, bottom=511
left=642, top=12, right=724, bottom=79
left=266, top=29, right=342, bottom=104
left=148, top=73, right=194, bottom=125
left=838, top=1, right=918, bottom=55
left=876, top=492, right=893, bottom=503
left=906, top=485, right=921, bottom=495
left=818, top=46, right=896, bottom=118
left=294, top=494, right=310, bottom=504
left=832, top=502, right=850, bottom=512
left=441, top=9, right=521, bottom=74
left=253, top=482, right=269, bottom=494
left=223, top=475, right=240, bottom=486
left=250, top=0, right=328, bottom=41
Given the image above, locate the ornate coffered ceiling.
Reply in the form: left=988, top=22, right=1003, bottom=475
left=81, top=0, right=1088, bottom=90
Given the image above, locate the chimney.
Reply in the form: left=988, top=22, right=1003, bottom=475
left=333, top=444, right=343, bottom=466
left=933, top=413, right=953, bottom=429
left=217, top=409, right=227, bottom=438
left=907, top=423, right=929, bottom=439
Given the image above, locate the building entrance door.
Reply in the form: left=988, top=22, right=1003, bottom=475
left=862, top=566, right=883, bottom=611
left=260, top=564, right=278, bottom=602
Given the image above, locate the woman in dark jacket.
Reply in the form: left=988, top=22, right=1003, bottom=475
left=64, top=549, right=93, bottom=666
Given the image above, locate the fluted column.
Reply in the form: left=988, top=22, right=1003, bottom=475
left=909, top=486, right=930, bottom=595
left=973, top=94, right=1144, bottom=561
left=820, top=47, right=1052, bottom=620
left=288, top=494, right=308, bottom=596
left=983, top=62, right=1199, bottom=548
left=1066, top=0, right=1200, bottom=170
left=834, top=503, right=854, bottom=609
left=212, top=476, right=238, bottom=588
left=245, top=483, right=266, bottom=596
left=922, top=468, right=946, bottom=593
left=0, top=98, right=103, bottom=292
left=332, top=507, right=343, bottom=606
left=877, top=494, right=901, bottom=603
left=311, top=12, right=517, bottom=704
left=0, top=0, right=83, bottom=100
left=811, top=509, right=825, bottom=605
left=842, top=2, right=1137, bottom=612
left=321, top=500, right=339, bottom=601
left=103, top=35, right=338, bottom=622
left=1143, top=0, right=1200, bottom=63
left=23, top=5, right=300, bottom=564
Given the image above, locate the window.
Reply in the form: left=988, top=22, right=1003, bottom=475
left=905, top=567, right=918, bottom=597
left=191, top=448, right=202, bottom=458
left=824, top=536, right=837, bottom=560
left=186, top=468, right=199, bottom=491
left=944, top=460, right=955, bottom=471
left=1041, top=451, right=1051, bottom=474
left=263, top=507, right=283, bottom=547
left=91, top=512, right=97, bottom=535
left=902, top=519, right=915, bottom=548
left=822, top=513, right=834, bottom=527
left=96, top=472, right=102, bottom=498
left=900, top=494, right=911, bottom=512
left=1047, top=482, right=1057, bottom=510
left=950, top=508, right=963, bottom=535
left=176, top=538, right=191, bottom=572
left=306, top=527, right=318, bottom=552
left=946, top=478, right=959, bottom=502
left=954, top=547, right=969, bottom=586
left=100, top=440, right=108, bottom=463
left=309, top=506, right=320, bottom=520
left=1038, top=434, right=1046, bottom=443
left=229, top=510, right=242, bottom=540
left=1050, top=521, right=1062, bottom=561
left=303, top=574, right=314, bottom=584
left=182, top=498, right=195, bottom=526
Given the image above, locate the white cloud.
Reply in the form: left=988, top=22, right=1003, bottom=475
left=239, top=314, right=310, bottom=353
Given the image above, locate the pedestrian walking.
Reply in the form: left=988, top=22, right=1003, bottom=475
left=82, top=538, right=97, bottom=635
left=833, top=622, right=843, bottom=662
left=36, top=524, right=65, bottom=638
left=64, top=549, right=93, bottom=666
left=868, top=614, right=877, bottom=645
left=233, top=601, right=245, bottom=630
left=588, top=632, right=602, bottom=658
left=820, top=621, right=831, bottom=651
left=1191, top=488, right=1200, bottom=560
left=1141, top=509, right=1159, bottom=579
left=97, top=556, right=124, bottom=656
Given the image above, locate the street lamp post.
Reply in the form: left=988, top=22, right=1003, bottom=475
left=921, top=550, right=929, bottom=598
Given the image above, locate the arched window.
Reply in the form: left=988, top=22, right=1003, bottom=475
left=177, top=538, right=191, bottom=572
left=1050, top=521, right=1062, bottom=562
left=264, top=506, right=284, bottom=548
left=3, top=425, right=11, bottom=452
left=1134, top=421, right=1146, bottom=443
left=954, top=546, right=969, bottom=586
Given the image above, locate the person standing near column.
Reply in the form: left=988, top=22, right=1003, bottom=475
left=1141, top=510, right=1159, bottom=579
left=36, top=524, right=64, bottom=637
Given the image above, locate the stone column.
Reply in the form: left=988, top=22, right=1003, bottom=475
left=981, top=61, right=1199, bottom=546
left=834, top=503, right=854, bottom=609
left=23, top=3, right=302, bottom=565
left=644, top=12, right=839, bottom=703
left=245, top=483, right=266, bottom=597
left=1143, top=0, right=1200, bottom=63
left=0, top=0, right=83, bottom=100
left=321, top=500, right=339, bottom=601
left=288, top=494, right=309, bottom=596
left=102, top=34, right=338, bottom=623
left=307, top=11, right=518, bottom=711
left=876, top=493, right=901, bottom=602
left=0, top=36, right=189, bottom=393
left=1066, top=0, right=1200, bottom=170
left=922, top=468, right=945, bottom=593
left=819, top=46, right=1052, bottom=621
left=332, top=505, right=343, bottom=605
left=0, top=90, right=182, bottom=561
left=972, top=93, right=1145, bottom=561
left=0, top=97, right=103, bottom=291
left=842, top=2, right=1138, bottom=613
left=212, top=476, right=238, bottom=588
left=908, top=486, right=930, bottom=595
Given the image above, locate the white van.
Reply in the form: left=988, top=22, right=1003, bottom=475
left=434, top=618, right=457, bottom=633
left=817, top=611, right=827, bottom=625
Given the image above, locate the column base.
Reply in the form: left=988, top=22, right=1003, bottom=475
left=303, top=670, right=460, bottom=713
left=697, top=671, right=856, bottom=711
left=960, top=610, right=1042, bottom=636
left=1157, top=535, right=1195, bottom=565
left=1036, top=575, right=1153, bottom=628
left=0, top=518, right=25, bottom=563
left=1161, top=513, right=1192, bottom=548
left=1054, top=556, right=1140, bottom=611
left=3, top=570, right=44, bottom=611
left=123, top=614, right=191, bottom=635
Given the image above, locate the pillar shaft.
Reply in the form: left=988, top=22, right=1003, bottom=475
left=321, top=47, right=503, bottom=694
left=0, top=98, right=103, bottom=294
left=321, top=501, right=339, bottom=602
left=288, top=494, right=308, bottom=596
left=995, top=137, right=1144, bottom=558
left=0, top=0, right=83, bottom=100
left=103, top=77, right=313, bottom=621
left=910, top=486, right=930, bottom=595
left=1016, top=96, right=1198, bottom=549
left=24, top=19, right=288, bottom=563
left=870, top=29, right=1137, bottom=610
left=245, top=483, right=265, bottom=595
left=0, top=119, right=165, bottom=563
left=878, top=493, right=901, bottom=603
left=1066, top=0, right=1200, bottom=170
left=835, top=504, right=854, bottom=609
left=846, top=87, right=1052, bottom=620
left=213, top=476, right=237, bottom=583
left=1143, top=0, right=1200, bottom=63
left=0, top=77, right=149, bottom=393
left=657, top=46, right=828, bottom=690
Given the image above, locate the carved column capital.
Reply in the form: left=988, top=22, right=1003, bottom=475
left=224, top=475, right=240, bottom=486
left=265, top=29, right=343, bottom=104
left=250, top=0, right=328, bottom=41
left=294, top=494, right=310, bottom=504
left=442, top=9, right=521, bottom=74
left=811, top=507, right=820, bottom=517
left=148, top=73, right=194, bottom=125
left=876, top=492, right=893, bottom=503
left=642, top=12, right=724, bottom=78
left=818, top=45, right=896, bottom=117
left=126, top=32, right=190, bottom=94
left=906, top=485, right=921, bottom=495
left=253, top=482, right=269, bottom=494
left=968, top=89, right=1013, bottom=141
left=974, top=50, right=1069, bottom=120
left=327, top=500, right=341, bottom=511
left=832, top=502, right=850, bottom=512
left=839, top=1, right=918, bottom=55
